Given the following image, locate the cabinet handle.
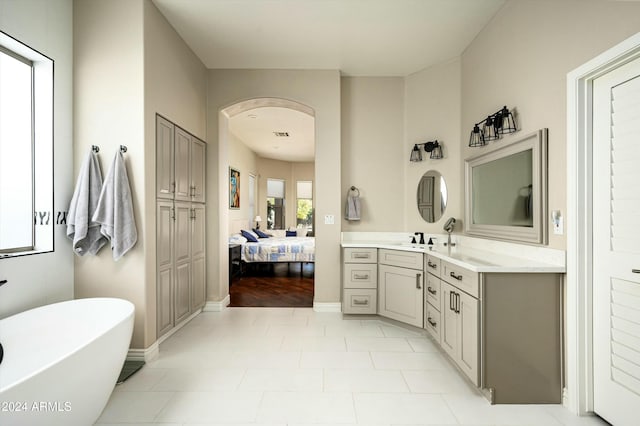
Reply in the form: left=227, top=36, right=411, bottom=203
left=427, top=260, right=437, bottom=269
left=352, top=253, right=370, bottom=259
left=416, top=273, right=422, bottom=289
left=633, top=269, right=640, bottom=273
left=171, top=207, right=175, bottom=221
left=449, top=271, right=463, bottom=281
left=427, top=317, right=437, bottom=327
left=0, top=279, right=7, bottom=287
left=353, top=274, right=369, bottom=280
left=450, top=292, right=454, bottom=311
left=171, top=181, right=176, bottom=193
left=353, top=299, right=369, bottom=306
left=190, top=208, right=196, bottom=220
left=191, top=185, right=197, bottom=197
left=455, top=292, right=460, bottom=314
left=427, top=286, right=437, bottom=295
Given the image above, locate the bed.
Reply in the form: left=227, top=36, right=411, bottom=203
left=229, top=220, right=315, bottom=275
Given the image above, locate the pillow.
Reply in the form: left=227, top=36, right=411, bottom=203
left=253, top=228, right=270, bottom=238
left=228, top=234, right=248, bottom=244
left=240, top=229, right=259, bottom=242
left=285, top=230, right=297, bottom=237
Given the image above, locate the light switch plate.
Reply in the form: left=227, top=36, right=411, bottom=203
left=324, top=214, right=335, bottom=225
left=552, top=210, right=563, bottom=235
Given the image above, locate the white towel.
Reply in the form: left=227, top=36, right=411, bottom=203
left=345, top=194, right=361, bottom=221
left=92, top=151, right=137, bottom=261
left=67, top=148, right=108, bottom=255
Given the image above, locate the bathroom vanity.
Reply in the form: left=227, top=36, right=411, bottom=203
left=341, top=237, right=565, bottom=404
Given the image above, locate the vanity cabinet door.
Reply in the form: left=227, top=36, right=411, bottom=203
left=378, top=264, right=424, bottom=328
left=440, top=281, right=479, bottom=385
left=440, top=282, right=458, bottom=359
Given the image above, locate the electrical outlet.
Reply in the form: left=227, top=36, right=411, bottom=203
left=324, top=214, right=335, bottom=225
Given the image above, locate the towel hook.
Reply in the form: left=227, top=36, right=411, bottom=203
left=349, top=186, right=360, bottom=197
left=91, top=145, right=100, bottom=153
left=120, top=145, right=128, bottom=153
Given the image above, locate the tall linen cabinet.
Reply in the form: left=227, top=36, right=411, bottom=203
left=156, top=115, right=206, bottom=338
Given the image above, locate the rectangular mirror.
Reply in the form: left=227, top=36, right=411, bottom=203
left=464, top=129, right=548, bottom=245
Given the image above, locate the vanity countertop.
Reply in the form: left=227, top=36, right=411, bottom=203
left=341, top=241, right=565, bottom=273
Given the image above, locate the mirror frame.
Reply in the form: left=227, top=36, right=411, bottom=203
left=464, top=128, right=548, bottom=245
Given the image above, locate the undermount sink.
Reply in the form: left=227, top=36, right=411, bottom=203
left=399, top=242, right=426, bottom=248
left=446, top=252, right=496, bottom=266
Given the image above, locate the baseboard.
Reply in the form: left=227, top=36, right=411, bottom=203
left=203, top=294, right=230, bottom=312
left=127, top=308, right=204, bottom=363
left=313, top=302, right=342, bottom=312
left=127, top=341, right=159, bottom=363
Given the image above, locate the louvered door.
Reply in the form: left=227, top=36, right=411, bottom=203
left=593, top=56, right=640, bottom=426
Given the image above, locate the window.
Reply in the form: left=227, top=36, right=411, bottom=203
left=0, top=32, right=53, bottom=257
left=266, top=178, right=285, bottom=230
left=296, top=181, right=313, bottom=233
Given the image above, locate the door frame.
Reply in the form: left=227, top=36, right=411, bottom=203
left=566, top=31, right=640, bottom=415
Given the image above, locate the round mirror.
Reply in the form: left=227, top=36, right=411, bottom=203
left=416, top=170, right=448, bottom=223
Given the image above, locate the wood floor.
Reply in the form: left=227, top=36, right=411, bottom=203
left=229, top=262, right=315, bottom=307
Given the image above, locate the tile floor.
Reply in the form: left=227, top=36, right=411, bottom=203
left=96, top=308, right=609, bottom=426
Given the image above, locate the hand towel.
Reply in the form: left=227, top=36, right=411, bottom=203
left=345, top=193, right=361, bottom=221
left=66, top=148, right=108, bottom=255
left=92, top=151, right=137, bottom=261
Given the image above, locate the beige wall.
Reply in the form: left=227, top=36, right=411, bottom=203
left=74, top=0, right=207, bottom=349
left=404, top=58, right=462, bottom=234
left=74, top=0, right=147, bottom=348
left=228, top=132, right=258, bottom=224
left=0, top=0, right=74, bottom=318
left=461, top=0, right=640, bottom=249
left=206, top=69, right=341, bottom=305
left=143, top=0, right=207, bottom=345
left=341, top=77, right=404, bottom=231
left=257, top=158, right=315, bottom=229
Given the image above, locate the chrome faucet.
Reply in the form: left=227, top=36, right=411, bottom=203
left=443, top=217, right=456, bottom=252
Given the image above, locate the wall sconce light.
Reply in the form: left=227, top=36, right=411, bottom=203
left=468, top=106, right=517, bottom=147
left=409, top=140, right=443, bottom=162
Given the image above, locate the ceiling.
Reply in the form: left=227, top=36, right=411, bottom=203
left=228, top=107, right=315, bottom=162
left=152, top=0, right=508, bottom=162
left=152, top=0, right=506, bottom=77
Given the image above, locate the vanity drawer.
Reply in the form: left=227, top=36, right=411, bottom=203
left=441, top=260, right=479, bottom=298
left=344, top=248, right=377, bottom=263
left=425, top=302, right=441, bottom=343
left=378, top=249, right=423, bottom=270
left=426, top=274, right=441, bottom=307
left=343, top=289, right=377, bottom=314
left=343, top=263, right=377, bottom=289
left=425, top=254, right=441, bottom=277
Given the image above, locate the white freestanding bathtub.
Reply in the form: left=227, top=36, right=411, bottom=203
left=0, top=298, right=134, bottom=426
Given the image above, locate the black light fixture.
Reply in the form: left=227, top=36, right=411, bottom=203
left=469, top=106, right=517, bottom=147
left=409, top=140, right=443, bottom=162
left=410, top=144, right=423, bottom=162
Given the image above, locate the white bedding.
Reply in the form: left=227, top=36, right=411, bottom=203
left=241, top=236, right=315, bottom=263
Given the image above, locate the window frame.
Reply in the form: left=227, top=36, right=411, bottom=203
left=0, top=31, right=54, bottom=259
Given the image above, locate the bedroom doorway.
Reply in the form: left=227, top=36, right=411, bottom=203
left=222, top=98, right=316, bottom=307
